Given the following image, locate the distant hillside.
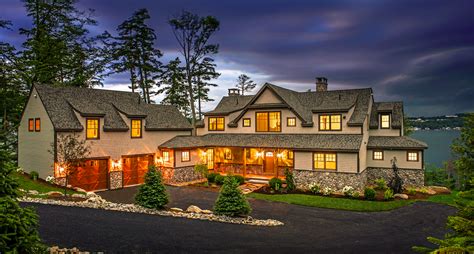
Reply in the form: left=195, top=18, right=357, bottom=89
left=408, top=113, right=469, bottom=130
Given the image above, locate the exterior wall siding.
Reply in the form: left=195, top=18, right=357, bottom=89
left=366, top=149, right=423, bottom=169
left=253, top=88, right=283, bottom=104
left=18, top=87, right=55, bottom=178
left=294, top=151, right=358, bottom=173
left=174, top=149, right=202, bottom=168
left=369, top=128, right=401, bottom=136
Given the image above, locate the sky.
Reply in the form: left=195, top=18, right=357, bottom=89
left=1, top=0, right=473, bottom=117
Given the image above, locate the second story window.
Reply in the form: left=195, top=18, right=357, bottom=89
left=243, top=118, right=251, bottom=127
left=131, top=119, right=142, bottom=138
left=287, top=117, right=296, bottom=127
left=256, top=112, right=281, bottom=132
left=208, top=117, right=225, bottom=131
left=86, top=118, right=99, bottom=139
left=28, top=119, right=34, bottom=132
left=35, top=118, right=41, bottom=132
left=319, top=114, right=341, bottom=131
left=380, top=114, right=391, bottom=129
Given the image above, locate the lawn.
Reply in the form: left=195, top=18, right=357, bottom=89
left=11, top=172, right=81, bottom=195
left=247, top=191, right=461, bottom=212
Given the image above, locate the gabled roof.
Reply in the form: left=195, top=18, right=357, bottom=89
left=204, top=83, right=373, bottom=127
left=369, top=102, right=403, bottom=129
left=34, top=84, right=192, bottom=131
left=367, top=136, right=427, bottom=150
left=159, top=133, right=363, bottom=151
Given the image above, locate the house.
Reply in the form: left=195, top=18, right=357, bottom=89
left=18, top=84, right=193, bottom=191
left=158, top=77, right=427, bottom=191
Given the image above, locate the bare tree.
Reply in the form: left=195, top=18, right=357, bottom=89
left=49, top=133, right=90, bottom=195
left=236, top=74, right=256, bottom=95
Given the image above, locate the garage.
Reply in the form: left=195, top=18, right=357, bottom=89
left=68, top=159, right=108, bottom=191
left=122, top=154, right=154, bottom=186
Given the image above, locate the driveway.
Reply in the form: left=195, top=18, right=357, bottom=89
left=24, top=185, right=456, bottom=253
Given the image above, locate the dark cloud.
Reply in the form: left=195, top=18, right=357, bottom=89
left=1, top=0, right=473, bottom=116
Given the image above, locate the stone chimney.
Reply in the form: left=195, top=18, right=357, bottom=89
left=228, top=88, right=240, bottom=96
left=316, top=77, right=328, bottom=92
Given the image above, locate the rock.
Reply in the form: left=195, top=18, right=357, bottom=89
left=170, top=207, right=184, bottom=213
left=186, top=205, right=202, bottom=213
left=86, top=192, right=97, bottom=197
left=71, top=193, right=86, bottom=198
left=201, top=209, right=213, bottom=214
left=28, top=190, right=39, bottom=195
left=46, top=191, right=63, bottom=196
left=394, top=193, right=409, bottom=200
left=429, top=186, right=451, bottom=194
left=18, top=188, right=26, bottom=193
left=73, top=187, right=87, bottom=193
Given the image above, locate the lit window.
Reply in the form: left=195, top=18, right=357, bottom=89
left=181, top=151, right=190, bottom=162
left=256, top=112, right=281, bottom=132
left=381, top=114, right=390, bottom=129
left=313, top=152, right=337, bottom=170
left=86, top=119, right=99, bottom=139
left=319, top=114, right=341, bottom=131
left=28, top=119, right=34, bottom=132
left=288, top=151, right=294, bottom=160
left=373, top=151, right=383, bottom=160
left=209, top=117, right=225, bottom=131
left=287, top=117, right=296, bottom=127
left=131, top=119, right=142, bottom=138
left=407, top=151, right=418, bottom=161
left=162, top=151, right=170, bottom=162
left=207, top=149, right=214, bottom=169
left=243, top=118, right=251, bottom=127
left=35, top=118, right=41, bottom=132
left=224, top=149, right=232, bottom=160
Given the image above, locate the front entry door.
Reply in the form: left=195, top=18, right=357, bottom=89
left=264, top=150, right=275, bottom=175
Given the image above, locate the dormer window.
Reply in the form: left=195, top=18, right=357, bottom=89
left=86, top=118, right=99, bottom=139
left=208, top=117, right=225, bottom=131
left=319, top=114, right=341, bottom=131
left=131, top=119, right=142, bottom=138
left=256, top=112, right=281, bottom=132
left=380, top=114, right=390, bottom=129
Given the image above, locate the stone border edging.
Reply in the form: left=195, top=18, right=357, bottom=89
left=19, top=197, right=284, bottom=227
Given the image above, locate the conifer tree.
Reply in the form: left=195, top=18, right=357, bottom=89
left=214, top=177, right=251, bottom=217
left=236, top=74, right=256, bottom=95
left=135, top=165, right=168, bottom=209
left=194, top=57, right=220, bottom=119
left=158, top=58, right=190, bottom=117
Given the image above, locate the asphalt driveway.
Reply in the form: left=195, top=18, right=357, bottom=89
left=23, top=185, right=456, bottom=253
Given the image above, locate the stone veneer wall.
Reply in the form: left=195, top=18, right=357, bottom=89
left=365, top=167, right=424, bottom=187
left=294, top=170, right=367, bottom=192
left=109, top=171, right=123, bottom=190
left=160, top=166, right=203, bottom=184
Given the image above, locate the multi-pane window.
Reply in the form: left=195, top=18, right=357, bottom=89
left=131, top=119, right=142, bottom=138
left=207, top=149, right=214, bottom=169
left=162, top=151, right=170, bottom=162
left=28, top=119, right=34, bottom=132
left=256, top=112, right=281, bottom=132
left=319, top=114, right=341, bottom=131
left=208, top=117, right=225, bottom=131
left=313, top=152, right=337, bottom=170
left=243, top=118, right=251, bottom=127
left=287, top=117, right=296, bottom=127
left=35, top=118, right=41, bottom=132
left=181, top=150, right=190, bottom=162
left=407, top=151, right=419, bottom=161
left=86, top=119, right=99, bottom=139
left=373, top=150, right=384, bottom=160
left=381, top=114, right=390, bottom=129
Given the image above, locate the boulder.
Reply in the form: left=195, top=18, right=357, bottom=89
left=201, top=209, right=213, bottom=214
left=28, top=190, right=39, bottom=195
left=46, top=191, right=63, bottom=197
left=170, top=207, right=184, bottom=213
left=73, top=187, right=87, bottom=193
left=394, top=193, right=409, bottom=200
left=86, top=192, right=97, bottom=197
left=429, top=186, right=451, bottom=194
left=186, top=205, right=202, bottom=213
left=71, top=193, right=86, bottom=199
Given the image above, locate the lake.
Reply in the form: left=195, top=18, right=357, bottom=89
left=410, top=130, right=461, bottom=168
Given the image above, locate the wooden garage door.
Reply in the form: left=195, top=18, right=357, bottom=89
left=68, top=159, right=108, bottom=191
left=122, top=154, right=153, bottom=186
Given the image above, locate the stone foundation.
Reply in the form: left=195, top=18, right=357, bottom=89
left=54, top=177, right=66, bottom=187
left=294, top=170, right=367, bottom=192
left=109, top=171, right=123, bottom=190
left=160, top=166, right=203, bottom=184
left=365, top=167, right=424, bottom=187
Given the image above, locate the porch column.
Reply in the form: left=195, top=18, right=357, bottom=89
left=243, top=148, right=247, bottom=179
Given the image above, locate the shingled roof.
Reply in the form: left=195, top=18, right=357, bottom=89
left=369, top=102, right=403, bottom=129
left=34, top=84, right=192, bottom=131
left=159, top=133, right=363, bottom=151
left=367, top=136, right=427, bottom=150
left=203, top=83, right=373, bottom=127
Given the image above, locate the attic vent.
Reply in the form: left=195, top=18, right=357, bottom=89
left=228, top=88, right=240, bottom=96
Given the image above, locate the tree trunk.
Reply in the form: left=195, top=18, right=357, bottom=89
left=197, top=77, right=202, bottom=120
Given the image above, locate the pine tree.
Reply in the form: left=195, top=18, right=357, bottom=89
left=135, top=165, right=168, bottom=209
left=158, top=58, right=190, bottom=117
left=451, top=113, right=474, bottom=190
left=236, top=74, right=256, bottom=95
left=194, top=57, right=220, bottom=120
left=214, top=177, right=251, bottom=217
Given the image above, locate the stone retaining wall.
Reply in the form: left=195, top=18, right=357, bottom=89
left=170, top=166, right=203, bottom=183
left=365, top=167, right=424, bottom=187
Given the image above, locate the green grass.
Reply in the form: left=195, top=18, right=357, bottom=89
left=11, top=172, right=81, bottom=195
left=426, top=191, right=460, bottom=206
left=247, top=193, right=414, bottom=212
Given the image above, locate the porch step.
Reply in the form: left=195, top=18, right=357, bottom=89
left=238, top=183, right=266, bottom=194
left=247, top=178, right=269, bottom=184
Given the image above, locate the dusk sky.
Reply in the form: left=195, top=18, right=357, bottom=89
left=2, top=0, right=473, bottom=116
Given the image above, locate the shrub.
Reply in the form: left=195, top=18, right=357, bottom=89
left=194, top=163, right=208, bottom=178
left=207, top=173, right=219, bottom=183
left=230, top=175, right=245, bottom=185
left=284, top=168, right=295, bottom=191
left=45, top=175, right=55, bottom=184
left=352, top=191, right=360, bottom=199
left=215, top=174, right=225, bottom=185
left=135, top=165, right=168, bottom=209
left=419, top=187, right=430, bottom=194
left=309, top=183, right=320, bottom=194
left=364, top=187, right=376, bottom=200
left=269, top=177, right=283, bottom=191
left=322, top=187, right=333, bottom=196
left=342, top=186, right=355, bottom=197
left=214, top=177, right=251, bottom=217
left=407, top=188, right=417, bottom=195
left=29, top=171, right=39, bottom=181
left=374, top=178, right=388, bottom=190
left=384, top=189, right=394, bottom=200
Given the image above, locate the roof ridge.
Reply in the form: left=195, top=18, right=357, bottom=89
left=36, top=83, right=139, bottom=96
